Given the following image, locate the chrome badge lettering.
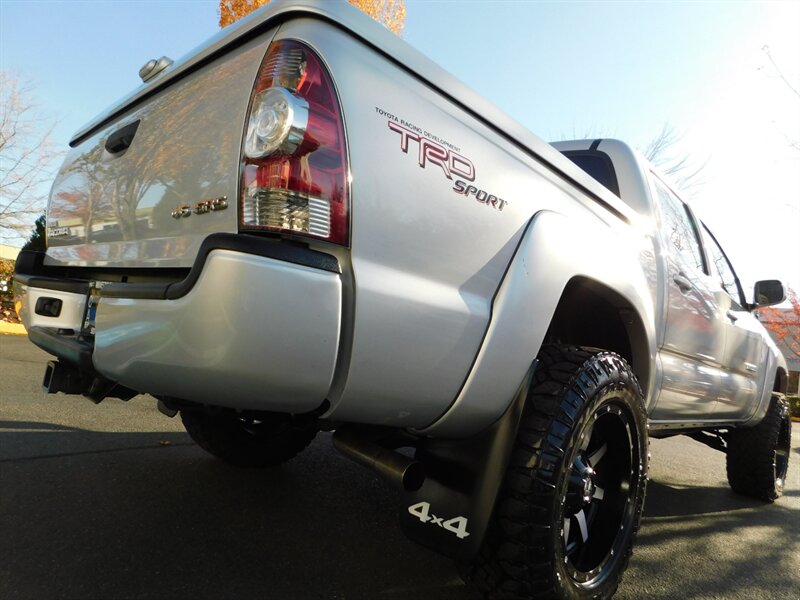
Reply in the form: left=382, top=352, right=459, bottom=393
left=48, top=226, right=71, bottom=238
left=453, top=180, right=508, bottom=211
left=172, top=197, right=228, bottom=219
left=171, top=205, right=191, bottom=219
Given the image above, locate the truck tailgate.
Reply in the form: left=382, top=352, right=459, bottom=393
left=46, top=40, right=270, bottom=268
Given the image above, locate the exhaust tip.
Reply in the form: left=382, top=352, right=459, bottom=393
left=401, top=461, right=426, bottom=492
left=333, top=429, right=426, bottom=492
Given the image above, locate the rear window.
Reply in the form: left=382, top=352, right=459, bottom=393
left=562, top=151, right=620, bottom=197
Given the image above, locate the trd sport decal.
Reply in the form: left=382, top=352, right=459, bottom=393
left=377, top=107, right=508, bottom=211
left=388, top=121, right=475, bottom=181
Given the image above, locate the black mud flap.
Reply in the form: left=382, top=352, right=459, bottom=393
left=399, top=362, right=535, bottom=560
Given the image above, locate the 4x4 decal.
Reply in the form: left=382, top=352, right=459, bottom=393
left=408, top=501, right=470, bottom=540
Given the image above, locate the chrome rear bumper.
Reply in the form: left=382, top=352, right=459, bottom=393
left=15, top=235, right=342, bottom=413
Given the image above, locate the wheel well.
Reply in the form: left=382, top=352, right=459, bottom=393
left=543, top=277, right=650, bottom=396
left=774, top=368, right=787, bottom=394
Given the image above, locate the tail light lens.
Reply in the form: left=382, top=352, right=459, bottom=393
left=240, top=40, right=348, bottom=245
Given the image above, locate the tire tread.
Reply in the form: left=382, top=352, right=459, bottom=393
left=726, top=394, right=790, bottom=502
left=461, top=344, right=648, bottom=600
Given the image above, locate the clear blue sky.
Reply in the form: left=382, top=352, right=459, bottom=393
left=1, top=0, right=798, bottom=291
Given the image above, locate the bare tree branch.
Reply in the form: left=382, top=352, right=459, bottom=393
left=761, top=45, right=800, bottom=99
left=554, top=122, right=707, bottom=196
left=759, top=45, right=800, bottom=154
left=0, top=71, right=61, bottom=242
left=643, top=123, right=707, bottom=195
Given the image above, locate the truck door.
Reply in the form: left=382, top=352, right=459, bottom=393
left=701, top=224, right=766, bottom=419
left=651, top=179, right=727, bottom=421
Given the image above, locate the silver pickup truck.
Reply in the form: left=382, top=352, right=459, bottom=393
left=13, top=1, right=791, bottom=598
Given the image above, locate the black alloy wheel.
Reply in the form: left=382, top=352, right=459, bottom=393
left=462, top=345, right=649, bottom=600
left=559, top=401, right=640, bottom=587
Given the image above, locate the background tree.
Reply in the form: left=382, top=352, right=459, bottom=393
left=759, top=288, right=800, bottom=363
left=21, top=213, right=46, bottom=252
left=219, top=0, right=406, bottom=34
left=641, top=123, right=707, bottom=195
left=0, top=257, right=16, bottom=322
left=0, top=71, right=60, bottom=244
left=556, top=122, right=707, bottom=197
left=759, top=44, right=800, bottom=153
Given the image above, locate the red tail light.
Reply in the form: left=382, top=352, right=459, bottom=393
left=240, top=40, right=349, bottom=245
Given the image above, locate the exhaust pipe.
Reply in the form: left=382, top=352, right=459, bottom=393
left=333, top=428, right=426, bottom=492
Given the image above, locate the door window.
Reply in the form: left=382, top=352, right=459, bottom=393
left=702, top=224, right=744, bottom=309
left=654, top=180, right=707, bottom=274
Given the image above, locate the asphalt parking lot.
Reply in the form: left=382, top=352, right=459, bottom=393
left=1, top=334, right=798, bottom=600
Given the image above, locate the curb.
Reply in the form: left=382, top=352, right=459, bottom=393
left=0, top=321, right=26, bottom=335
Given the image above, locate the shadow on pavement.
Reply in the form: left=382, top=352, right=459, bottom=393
left=616, top=474, right=799, bottom=599
left=1, top=423, right=797, bottom=600
left=0, top=425, right=476, bottom=600
left=643, top=480, right=768, bottom=517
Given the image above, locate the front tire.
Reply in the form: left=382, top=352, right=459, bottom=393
left=462, top=345, right=649, bottom=600
left=181, top=409, right=316, bottom=468
left=726, top=394, right=791, bottom=501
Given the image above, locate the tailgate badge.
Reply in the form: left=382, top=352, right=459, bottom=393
left=172, top=197, right=227, bottom=219
left=171, top=205, right=191, bottom=219
left=48, top=226, right=71, bottom=238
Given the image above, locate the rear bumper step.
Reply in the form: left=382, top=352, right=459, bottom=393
left=28, top=326, right=94, bottom=370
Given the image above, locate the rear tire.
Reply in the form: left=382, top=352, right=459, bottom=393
left=181, top=409, right=316, bottom=468
left=726, top=394, right=791, bottom=501
left=461, top=345, right=649, bottom=600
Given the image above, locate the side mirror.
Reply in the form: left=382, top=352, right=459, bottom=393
left=753, top=280, right=785, bottom=308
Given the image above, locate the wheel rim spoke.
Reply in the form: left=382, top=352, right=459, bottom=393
left=576, top=509, right=589, bottom=543
left=564, top=517, right=571, bottom=544
left=588, top=442, right=607, bottom=467
left=593, top=486, right=605, bottom=500
left=579, top=421, right=595, bottom=452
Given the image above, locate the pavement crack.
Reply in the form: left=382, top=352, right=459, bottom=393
left=0, top=442, right=196, bottom=463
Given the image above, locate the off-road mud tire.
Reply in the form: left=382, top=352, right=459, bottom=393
left=726, top=393, right=791, bottom=501
left=461, top=345, right=649, bottom=600
left=181, top=409, right=316, bottom=467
